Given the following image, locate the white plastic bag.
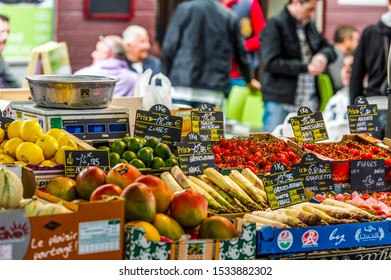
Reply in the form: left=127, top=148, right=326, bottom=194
left=134, top=68, right=173, bottom=110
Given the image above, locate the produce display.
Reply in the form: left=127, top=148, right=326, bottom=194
left=212, top=136, right=301, bottom=174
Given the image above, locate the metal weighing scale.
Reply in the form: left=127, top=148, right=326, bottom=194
left=6, top=101, right=131, bottom=143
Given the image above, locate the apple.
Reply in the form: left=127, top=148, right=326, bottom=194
left=75, top=166, right=107, bottom=200
left=106, top=163, right=142, bottom=189
left=90, top=183, right=123, bottom=201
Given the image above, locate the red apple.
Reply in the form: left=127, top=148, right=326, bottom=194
left=90, top=183, right=123, bottom=201
left=135, top=175, right=174, bottom=213
left=75, top=166, right=107, bottom=200
left=106, top=163, right=142, bottom=189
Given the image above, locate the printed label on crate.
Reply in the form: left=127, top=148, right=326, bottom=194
left=347, top=96, right=381, bottom=139
left=190, top=103, right=224, bottom=142
left=290, top=106, right=329, bottom=144
left=176, top=132, right=215, bottom=175
left=294, top=153, right=334, bottom=194
left=64, top=150, right=110, bottom=179
left=350, top=159, right=386, bottom=192
left=261, top=162, right=308, bottom=210
left=134, top=104, right=183, bottom=146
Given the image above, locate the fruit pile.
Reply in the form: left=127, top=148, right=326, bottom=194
left=302, top=140, right=391, bottom=164
left=97, top=136, right=179, bottom=169
left=212, top=137, right=301, bottom=174
left=0, top=119, right=79, bottom=166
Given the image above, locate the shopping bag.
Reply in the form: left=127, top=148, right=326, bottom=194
left=134, top=68, right=173, bottom=110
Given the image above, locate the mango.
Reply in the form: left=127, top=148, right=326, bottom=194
left=198, top=216, right=238, bottom=239
left=121, top=182, right=156, bottom=222
left=152, top=213, right=185, bottom=241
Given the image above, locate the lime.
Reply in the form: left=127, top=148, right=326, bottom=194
left=127, top=137, right=144, bottom=153
left=122, top=150, right=138, bottom=162
left=144, top=146, right=154, bottom=154
left=136, top=136, right=147, bottom=146
left=121, top=136, right=132, bottom=146
left=145, top=137, right=160, bottom=150
left=109, top=152, right=121, bottom=167
left=119, top=158, right=129, bottom=164
left=165, top=157, right=179, bottom=167
left=111, top=140, right=127, bottom=156
left=137, top=147, right=154, bottom=167
left=130, top=158, right=146, bottom=169
left=98, top=145, right=111, bottom=152
left=154, top=143, right=172, bottom=160
left=151, top=157, right=165, bottom=169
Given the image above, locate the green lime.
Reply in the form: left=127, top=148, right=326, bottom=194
left=130, top=158, right=146, bottom=169
left=109, top=152, right=121, bottom=167
left=97, top=145, right=111, bottom=152
left=145, top=146, right=154, bottom=154
left=145, top=137, right=160, bottom=150
left=151, top=157, right=165, bottom=169
left=119, top=158, right=129, bottom=164
left=136, top=136, right=147, bottom=146
left=121, top=136, right=133, bottom=146
left=137, top=147, right=154, bottom=167
left=165, top=157, right=179, bottom=167
left=154, top=143, right=172, bottom=160
left=127, top=137, right=144, bottom=153
left=111, top=140, right=127, bottom=156
left=122, top=150, right=138, bottom=162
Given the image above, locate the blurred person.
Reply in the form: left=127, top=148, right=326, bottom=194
left=327, top=24, right=359, bottom=92
left=323, top=54, right=354, bottom=141
left=122, top=25, right=161, bottom=76
left=260, top=0, right=336, bottom=132
left=75, top=35, right=139, bottom=97
left=221, top=0, right=266, bottom=88
left=161, top=0, right=260, bottom=109
left=0, top=14, right=21, bottom=88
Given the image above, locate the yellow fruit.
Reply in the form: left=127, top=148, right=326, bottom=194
left=39, top=160, right=57, bottom=167
left=0, top=149, right=3, bottom=155
left=20, top=119, right=44, bottom=143
left=35, top=134, right=59, bottom=159
left=14, top=160, right=27, bottom=167
left=46, top=128, right=67, bottom=140
left=54, top=145, right=76, bottom=165
left=0, top=154, right=15, bottom=163
left=0, top=128, right=4, bottom=143
left=124, top=220, right=161, bottom=242
left=15, top=142, right=45, bottom=166
left=3, top=137, right=24, bottom=159
left=0, top=140, right=8, bottom=149
left=57, top=135, right=78, bottom=149
left=6, top=120, right=23, bottom=139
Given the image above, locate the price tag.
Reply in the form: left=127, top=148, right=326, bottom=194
left=290, top=106, right=329, bottom=144
left=176, top=132, right=215, bottom=175
left=190, top=103, right=224, bottom=142
left=261, top=162, right=308, bottom=210
left=133, top=104, right=183, bottom=146
left=347, top=96, right=381, bottom=139
left=294, top=153, right=334, bottom=194
left=64, top=150, right=110, bottom=179
left=350, top=159, right=386, bottom=192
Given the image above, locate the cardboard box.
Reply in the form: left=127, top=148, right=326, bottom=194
left=0, top=191, right=125, bottom=260
left=256, top=219, right=391, bottom=256
left=0, top=164, right=37, bottom=199
left=124, top=222, right=256, bottom=260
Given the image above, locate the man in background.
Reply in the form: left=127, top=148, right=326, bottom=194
left=122, top=25, right=161, bottom=76
left=0, top=14, right=21, bottom=88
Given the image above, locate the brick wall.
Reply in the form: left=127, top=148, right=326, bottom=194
left=57, top=0, right=157, bottom=72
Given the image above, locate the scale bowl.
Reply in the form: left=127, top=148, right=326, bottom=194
left=25, top=75, right=119, bottom=109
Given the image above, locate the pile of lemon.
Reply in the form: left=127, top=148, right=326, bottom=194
left=0, top=119, right=79, bottom=166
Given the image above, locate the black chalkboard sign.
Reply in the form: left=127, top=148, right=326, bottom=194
left=190, top=103, right=224, bottom=142
left=84, top=0, right=134, bottom=20
left=64, top=150, right=110, bottom=179
left=350, top=159, right=386, bottom=192
left=176, top=132, right=216, bottom=175
left=294, top=153, right=334, bottom=194
left=347, top=96, right=381, bottom=139
left=261, top=162, right=307, bottom=210
left=133, top=104, right=183, bottom=147
left=290, top=106, right=329, bottom=144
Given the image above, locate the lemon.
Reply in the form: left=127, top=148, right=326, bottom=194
left=6, top=120, right=23, bottom=139
left=15, top=142, right=45, bottom=166
left=0, top=139, right=8, bottom=150
left=20, top=119, right=44, bottom=143
left=14, top=160, right=27, bottom=166
left=0, top=154, right=15, bottom=163
left=39, top=160, right=58, bottom=167
left=0, top=149, right=3, bottom=155
left=35, top=134, right=59, bottom=159
left=4, top=137, right=24, bottom=159
left=57, top=135, right=78, bottom=149
left=54, top=145, right=76, bottom=165
left=0, top=128, right=4, bottom=143
left=46, top=128, right=67, bottom=140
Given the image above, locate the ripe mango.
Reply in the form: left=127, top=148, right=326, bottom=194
left=198, top=216, right=238, bottom=240
left=152, top=213, right=185, bottom=241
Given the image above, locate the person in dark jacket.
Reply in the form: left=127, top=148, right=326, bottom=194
left=260, top=0, right=336, bottom=133
left=161, top=0, right=260, bottom=109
